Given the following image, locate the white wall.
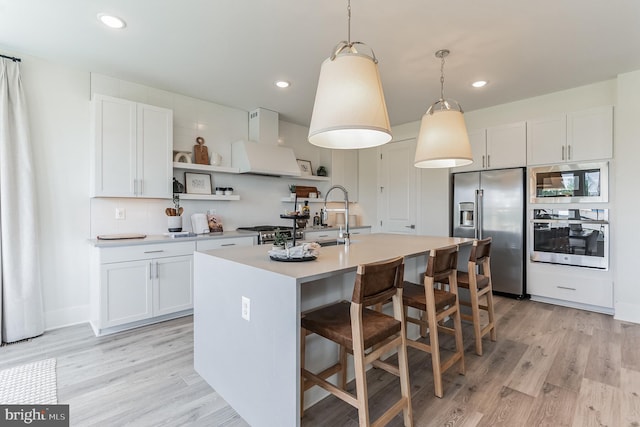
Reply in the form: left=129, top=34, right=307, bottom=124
left=613, top=70, right=640, bottom=323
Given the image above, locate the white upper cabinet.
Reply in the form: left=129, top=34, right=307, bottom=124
left=527, top=105, right=613, bottom=166
left=454, top=122, right=527, bottom=172
left=328, top=149, right=358, bottom=202
left=567, top=106, right=613, bottom=162
left=92, top=94, right=173, bottom=198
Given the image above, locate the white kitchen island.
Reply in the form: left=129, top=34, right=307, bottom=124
left=193, top=233, right=473, bottom=427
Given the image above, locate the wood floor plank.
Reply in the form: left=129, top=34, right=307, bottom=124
left=546, top=330, right=591, bottom=392
left=620, top=367, right=640, bottom=427
left=583, top=328, right=621, bottom=388
left=524, top=382, right=578, bottom=427
left=476, top=386, right=534, bottom=427
left=572, top=377, right=621, bottom=427
left=505, top=330, right=564, bottom=397
left=621, top=322, right=640, bottom=371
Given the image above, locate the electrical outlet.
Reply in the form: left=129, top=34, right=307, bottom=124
left=241, top=296, right=250, bottom=321
left=115, top=208, right=126, bottom=220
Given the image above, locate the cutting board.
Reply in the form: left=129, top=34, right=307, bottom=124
left=295, top=186, right=318, bottom=198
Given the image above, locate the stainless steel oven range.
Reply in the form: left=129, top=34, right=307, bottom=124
left=530, top=208, right=609, bottom=269
left=236, top=225, right=303, bottom=245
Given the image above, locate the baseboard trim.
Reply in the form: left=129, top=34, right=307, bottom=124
left=44, top=304, right=90, bottom=331
left=614, top=302, right=640, bottom=324
left=530, top=295, right=614, bottom=315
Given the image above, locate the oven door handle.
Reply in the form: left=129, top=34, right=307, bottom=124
left=530, top=219, right=609, bottom=224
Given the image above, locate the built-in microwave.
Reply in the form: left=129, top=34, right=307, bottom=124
left=529, top=161, right=608, bottom=204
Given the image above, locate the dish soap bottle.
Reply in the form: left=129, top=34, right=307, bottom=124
left=302, top=200, right=310, bottom=217
left=313, top=212, right=321, bottom=227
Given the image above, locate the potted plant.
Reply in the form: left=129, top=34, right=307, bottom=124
left=272, top=228, right=287, bottom=249
left=288, top=184, right=296, bottom=200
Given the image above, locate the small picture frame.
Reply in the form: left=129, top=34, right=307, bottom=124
left=184, top=172, right=212, bottom=195
left=297, top=159, right=313, bottom=176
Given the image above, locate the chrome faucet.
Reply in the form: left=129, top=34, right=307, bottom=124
left=323, top=185, right=350, bottom=246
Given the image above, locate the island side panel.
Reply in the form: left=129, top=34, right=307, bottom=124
left=194, top=251, right=299, bottom=427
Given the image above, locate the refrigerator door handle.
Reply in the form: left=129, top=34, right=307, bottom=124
left=476, top=189, right=484, bottom=239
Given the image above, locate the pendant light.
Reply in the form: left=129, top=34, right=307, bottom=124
left=414, top=49, right=473, bottom=168
left=308, top=0, right=391, bottom=149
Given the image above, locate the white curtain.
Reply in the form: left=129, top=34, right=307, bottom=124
left=0, top=57, right=44, bottom=343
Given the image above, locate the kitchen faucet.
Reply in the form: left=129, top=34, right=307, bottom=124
left=323, top=185, right=350, bottom=246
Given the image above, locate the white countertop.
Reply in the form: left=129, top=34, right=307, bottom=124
left=199, top=233, right=473, bottom=283
left=89, top=226, right=371, bottom=248
left=90, top=230, right=258, bottom=248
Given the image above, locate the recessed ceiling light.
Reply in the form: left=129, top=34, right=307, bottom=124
left=275, top=81, right=290, bottom=89
left=97, top=13, right=127, bottom=29
left=472, top=80, right=488, bottom=88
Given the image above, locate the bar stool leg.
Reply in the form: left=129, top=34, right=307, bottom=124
left=351, top=304, right=370, bottom=427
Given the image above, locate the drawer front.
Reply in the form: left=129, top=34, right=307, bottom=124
left=528, top=268, right=613, bottom=308
left=100, top=241, right=196, bottom=264
left=305, top=230, right=339, bottom=241
left=196, top=236, right=255, bottom=251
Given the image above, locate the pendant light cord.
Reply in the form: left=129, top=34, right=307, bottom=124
left=439, top=53, right=445, bottom=101
left=347, top=0, right=352, bottom=46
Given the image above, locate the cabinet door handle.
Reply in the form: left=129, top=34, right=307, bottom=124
left=567, top=145, right=571, bottom=160
left=318, top=234, right=329, bottom=238
left=220, top=243, right=236, bottom=247
left=149, top=262, right=153, bottom=280
left=487, top=155, right=490, bottom=168
left=144, top=250, right=164, bottom=254
left=557, top=286, right=576, bottom=291
left=482, top=155, right=485, bottom=168
left=562, top=146, right=565, bottom=160
left=405, top=225, right=416, bottom=229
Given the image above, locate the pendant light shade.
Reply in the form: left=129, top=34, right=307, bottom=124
left=414, top=106, right=473, bottom=168
left=308, top=0, right=391, bottom=149
left=414, top=49, right=473, bottom=168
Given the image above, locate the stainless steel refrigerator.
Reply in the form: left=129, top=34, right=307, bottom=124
left=452, top=168, right=526, bottom=298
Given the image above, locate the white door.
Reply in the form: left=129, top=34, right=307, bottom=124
left=379, top=140, right=417, bottom=234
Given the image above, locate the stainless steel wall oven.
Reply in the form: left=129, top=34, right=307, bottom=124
left=531, top=208, right=609, bottom=269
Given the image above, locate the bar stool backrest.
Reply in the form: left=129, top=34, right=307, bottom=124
left=469, top=237, right=492, bottom=273
left=426, top=245, right=459, bottom=282
left=352, top=256, right=404, bottom=306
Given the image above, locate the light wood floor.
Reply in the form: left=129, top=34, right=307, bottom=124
left=1, top=296, right=639, bottom=426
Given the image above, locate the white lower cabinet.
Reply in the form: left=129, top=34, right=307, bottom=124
left=304, top=227, right=371, bottom=241
left=304, top=229, right=339, bottom=241
left=196, top=236, right=255, bottom=251
left=527, top=262, right=613, bottom=313
left=92, top=241, right=195, bottom=335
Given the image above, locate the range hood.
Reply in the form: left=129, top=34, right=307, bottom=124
left=232, top=108, right=301, bottom=177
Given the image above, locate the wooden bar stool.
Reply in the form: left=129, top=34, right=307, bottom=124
left=300, top=256, right=413, bottom=427
left=402, top=244, right=465, bottom=398
left=453, top=237, right=496, bottom=356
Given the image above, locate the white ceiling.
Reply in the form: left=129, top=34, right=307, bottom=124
left=1, top=0, right=640, bottom=127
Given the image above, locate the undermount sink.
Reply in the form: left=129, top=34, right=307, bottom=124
left=315, top=239, right=358, bottom=247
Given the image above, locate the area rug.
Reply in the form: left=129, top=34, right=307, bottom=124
left=0, top=358, right=58, bottom=404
